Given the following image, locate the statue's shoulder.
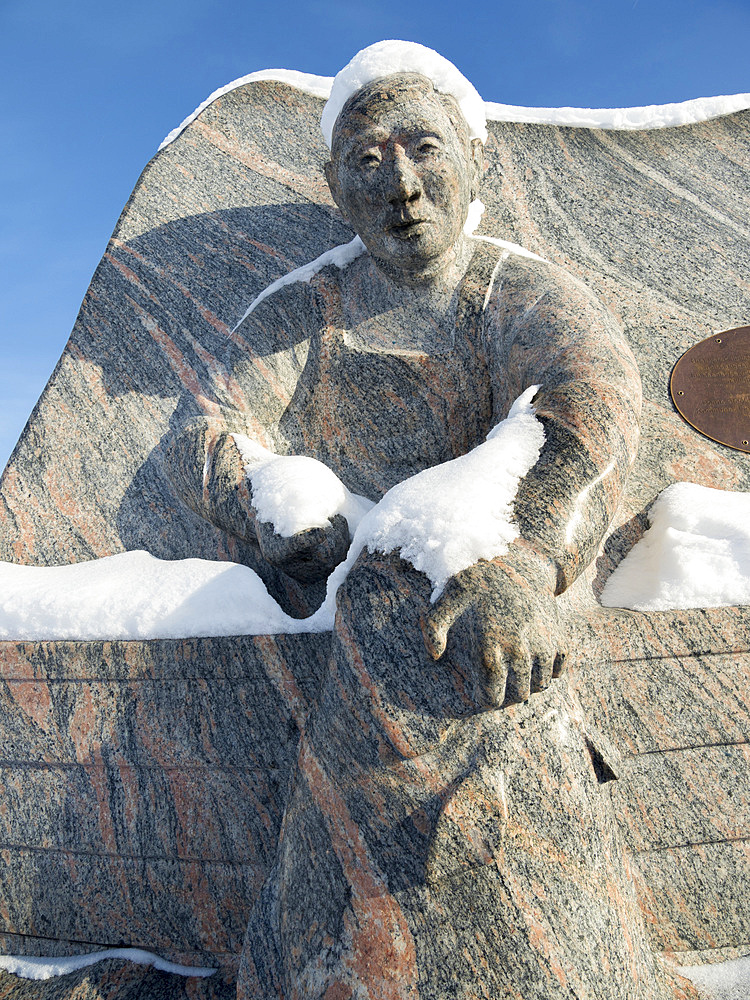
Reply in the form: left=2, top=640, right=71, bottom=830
left=469, top=237, right=577, bottom=299
left=475, top=238, right=629, bottom=368
left=235, top=238, right=364, bottom=344
left=475, top=237, right=614, bottom=328
left=233, top=262, right=332, bottom=355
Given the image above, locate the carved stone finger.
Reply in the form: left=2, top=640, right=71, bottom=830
left=552, top=649, right=568, bottom=677
left=420, top=608, right=452, bottom=660
left=482, top=641, right=509, bottom=709
left=530, top=652, right=555, bottom=692
left=503, top=648, right=532, bottom=705
left=420, top=580, right=472, bottom=660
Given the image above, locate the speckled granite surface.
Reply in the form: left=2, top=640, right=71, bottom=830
left=0, top=78, right=748, bottom=997
left=0, top=633, right=327, bottom=974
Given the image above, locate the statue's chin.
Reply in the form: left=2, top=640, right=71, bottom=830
left=368, top=229, right=463, bottom=275
left=368, top=231, right=475, bottom=287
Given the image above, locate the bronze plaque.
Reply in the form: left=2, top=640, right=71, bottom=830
left=671, top=326, right=750, bottom=453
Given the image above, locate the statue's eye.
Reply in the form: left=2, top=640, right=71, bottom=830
left=415, top=141, right=440, bottom=158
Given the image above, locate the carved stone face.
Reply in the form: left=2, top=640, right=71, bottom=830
left=325, top=74, right=482, bottom=279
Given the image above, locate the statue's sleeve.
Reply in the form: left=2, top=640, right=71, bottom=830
left=164, top=280, right=316, bottom=541
left=485, top=255, right=642, bottom=595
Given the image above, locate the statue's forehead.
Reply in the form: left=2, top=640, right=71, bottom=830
left=333, top=77, right=461, bottom=151
left=339, top=74, right=440, bottom=118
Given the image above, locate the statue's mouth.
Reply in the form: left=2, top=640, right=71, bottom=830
left=389, top=218, right=428, bottom=239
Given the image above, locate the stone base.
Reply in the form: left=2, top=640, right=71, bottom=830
left=0, top=635, right=328, bottom=973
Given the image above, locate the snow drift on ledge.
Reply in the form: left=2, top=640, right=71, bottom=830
left=159, top=64, right=750, bottom=151
left=676, top=955, right=750, bottom=1000
left=1, top=480, right=749, bottom=641
left=0, top=948, right=214, bottom=980
left=601, top=482, right=750, bottom=611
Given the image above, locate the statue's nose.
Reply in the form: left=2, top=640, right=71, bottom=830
left=387, top=150, right=421, bottom=206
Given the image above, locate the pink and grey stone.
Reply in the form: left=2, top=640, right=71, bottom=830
left=0, top=62, right=748, bottom=1000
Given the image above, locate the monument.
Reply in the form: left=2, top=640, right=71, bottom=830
left=0, top=39, right=748, bottom=1000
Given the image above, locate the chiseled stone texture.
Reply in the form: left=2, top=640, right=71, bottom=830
left=0, top=633, right=328, bottom=973
left=0, top=78, right=748, bottom=995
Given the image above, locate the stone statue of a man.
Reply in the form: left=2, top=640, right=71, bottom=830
left=168, top=42, right=673, bottom=1000
left=169, top=65, right=640, bottom=707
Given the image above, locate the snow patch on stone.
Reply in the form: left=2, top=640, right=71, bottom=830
left=232, top=236, right=365, bottom=330
left=601, top=482, right=750, bottom=611
left=320, top=39, right=488, bottom=148
left=470, top=233, right=547, bottom=263
left=0, top=550, right=308, bottom=640
left=232, top=436, right=374, bottom=536
left=676, top=954, right=750, bottom=1000
left=463, top=198, right=485, bottom=235
left=0, top=948, right=215, bottom=981
left=484, top=93, right=750, bottom=131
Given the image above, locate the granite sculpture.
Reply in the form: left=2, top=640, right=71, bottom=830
left=166, top=63, right=661, bottom=997
left=0, top=39, right=749, bottom=1000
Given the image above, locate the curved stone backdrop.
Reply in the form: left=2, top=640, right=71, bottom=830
left=0, top=79, right=748, bottom=993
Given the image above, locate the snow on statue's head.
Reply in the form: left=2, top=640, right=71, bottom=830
left=322, top=41, right=487, bottom=275
left=321, top=40, right=488, bottom=149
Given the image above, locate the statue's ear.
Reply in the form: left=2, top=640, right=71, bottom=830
left=324, top=160, right=345, bottom=217
left=470, top=139, right=484, bottom=201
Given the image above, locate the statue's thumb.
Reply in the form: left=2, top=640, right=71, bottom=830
left=420, top=612, right=449, bottom=660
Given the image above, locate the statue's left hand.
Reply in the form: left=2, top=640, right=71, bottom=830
left=420, top=548, right=567, bottom=707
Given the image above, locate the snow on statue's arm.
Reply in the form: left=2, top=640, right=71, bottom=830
left=422, top=253, right=642, bottom=705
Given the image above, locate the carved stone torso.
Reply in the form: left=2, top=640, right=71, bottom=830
left=279, top=244, right=500, bottom=498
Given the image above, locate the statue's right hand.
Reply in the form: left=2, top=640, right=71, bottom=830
left=167, top=425, right=350, bottom=579
left=255, top=515, right=350, bottom=583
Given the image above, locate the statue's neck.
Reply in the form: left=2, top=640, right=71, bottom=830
left=339, top=237, right=477, bottom=348
left=369, top=235, right=476, bottom=301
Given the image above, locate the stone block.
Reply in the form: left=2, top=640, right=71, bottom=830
left=0, top=73, right=748, bottom=996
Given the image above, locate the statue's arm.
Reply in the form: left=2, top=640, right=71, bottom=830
left=165, top=413, right=259, bottom=543
left=166, top=416, right=349, bottom=581
left=423, top=257, right=641, bottom=704
left=496, top=257, right=641, bottom=593
left=164, top=294, right=294, bottom=545
left=163, top=280, right=349, bottom=581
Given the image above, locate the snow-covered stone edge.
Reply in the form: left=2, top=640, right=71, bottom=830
left=159, top=67, right=750, bottom=151
left=673, top=952, right=750, bottom=1000
left=0, top=388, right=544, bottom=641
left=0, top=948, right=215, bottom=981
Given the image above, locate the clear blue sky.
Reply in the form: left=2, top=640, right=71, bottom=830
left=1, top=0, right=748, bottom=472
